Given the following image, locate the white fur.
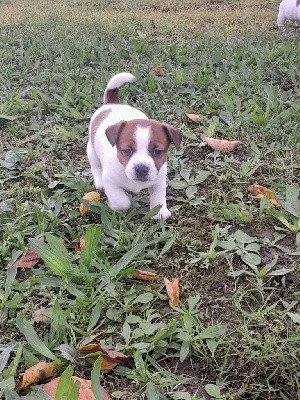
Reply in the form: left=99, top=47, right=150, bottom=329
left=103, top=73, right=135, bottom=104
left=277, top=0, right=300, bottom=28
left=87, top=81, right=171, bottom=219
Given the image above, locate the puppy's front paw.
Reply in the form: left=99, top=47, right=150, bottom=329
left=152, top=207, right=171, bottom=220
left=107, top=193, right=131, bottom=212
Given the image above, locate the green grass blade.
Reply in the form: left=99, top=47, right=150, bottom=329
left=91, top=356, right=108, bottom=400
left=55, top=365, right=80, bottom=400
left=16, top=316, right=56, bottom=360
left=30, top=237, right=72, bottom=277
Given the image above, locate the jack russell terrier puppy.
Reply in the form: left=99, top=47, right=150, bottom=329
left=87, top=72, right=183, bottom=219
left=277, top=0, right=300, bottom=28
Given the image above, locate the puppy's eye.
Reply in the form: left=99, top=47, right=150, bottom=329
left=151, top=148, right=162, bottom=157
left=122, top=148, right=133, bottom=157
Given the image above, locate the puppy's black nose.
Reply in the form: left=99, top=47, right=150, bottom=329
left=134, top=164, right=149, bottom=181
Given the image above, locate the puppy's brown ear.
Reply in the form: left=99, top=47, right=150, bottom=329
left=105, top=121, right=126, bottom=146
left=162, top=123, right=183, bottom=150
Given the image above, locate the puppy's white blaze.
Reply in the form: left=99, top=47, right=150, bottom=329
left=135, top=126, right=151, bottom=152
left=125, top=126, right=157, bottom=181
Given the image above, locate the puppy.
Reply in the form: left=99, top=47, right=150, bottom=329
left=87, top=72, right=182, bottom=219
left=277, top=0, right=300, bottom=28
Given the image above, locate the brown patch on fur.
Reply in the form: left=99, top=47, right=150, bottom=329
left=104, top=88, right=119, bottom=104
left=111, top=119, right=182, bottom=171
left=297, top=0, right=300, bottom=7
left=90, top=108, right=111, bottom=146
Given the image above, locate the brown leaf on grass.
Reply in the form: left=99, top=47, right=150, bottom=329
left=19, top=361, right=58, bottom=389
left=164, top=277, right=180, bottom=306
left=150, top=67, right=165, bottom=77
left=185, top=113, right=201, bottom=123
left=203, top=137, right=242, bottom=152
left=79, top=343, right=132, bottom=371
left=43, top=376, right=112, bottom=400
left=248, top=184, right=281, bottom=208
left=80, top=191, right=101, bottom=214
left=14, top=237, right=44, bottom=269
left=131, top=269, right=159, bottom=281
left=283, top=100, right=292, bottom=108
left=75, top=235, right=86, bottom=252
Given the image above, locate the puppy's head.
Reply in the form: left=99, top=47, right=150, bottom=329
left=106, top=119, right=182, bottom=182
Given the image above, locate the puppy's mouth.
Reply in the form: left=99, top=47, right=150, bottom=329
left=134, top=176, right=149, bottom=182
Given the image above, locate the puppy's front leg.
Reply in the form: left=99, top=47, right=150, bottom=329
left=148, top=178, right=171, bottom=220
left=104, top=183, right=131, bottom=212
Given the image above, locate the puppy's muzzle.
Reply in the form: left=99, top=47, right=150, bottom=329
left=134, top=164, right=150, bottom=181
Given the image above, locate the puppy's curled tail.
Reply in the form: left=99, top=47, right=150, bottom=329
left=103, top=72, right=136, bottom=105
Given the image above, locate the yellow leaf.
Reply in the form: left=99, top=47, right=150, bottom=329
left=79, top=343, right=132, bottom=371
left=248, top=184, right=281, bottom=208
left=164, top=277, right=180, bottom=306
left=19, top=361, right=58, bottom=389
left=79, top=191, right=100, bottom=214
left=150, top=67, right=165, bottom=77
left=185, top=113, right=201, bottom=123
left=75, top=235, right=86, bottom=252
left=131, top=269, right=159, bottom=281
left=203, top=137, right=242, bottom=152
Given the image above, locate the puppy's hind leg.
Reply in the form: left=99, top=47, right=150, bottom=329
left=87, top=140, right=103, bottom=190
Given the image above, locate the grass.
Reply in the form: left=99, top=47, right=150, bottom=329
left=0, top=0, right=300, bottom=399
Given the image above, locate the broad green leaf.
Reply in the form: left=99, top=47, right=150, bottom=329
left=80, top=225, right=101, bottom=270
left=205, top=383, right=221, bottom=398
left=52, top=299, right=66, bottom=344
left=179, top=340, right=190, bottom=362
left=241, top=252, right=261, bottom=267
left=0, top=377, right=15, bottom=391
left=145, top=382, right=161, bottom=399
left=16, top=316, right=56, bottom=360
left=206, top=339, right=218, bottom=357
left=268, top=268, right=293, bottom=276
left=55, top=366, right=79, bottom=400
left=234, top=230, right=256, bottom=244
left=2, top=343, right=23, bottom=379
left=87, top=301, right=103, bottom=332
left=168, top=179, right=188, bottom=190
left=110, top=241, right=148, bottom=277
left=0, top=344, right=15, bottom=374
left=91, top=357, right=108, bottom=400
left=287, top=312, right=300, bottom=323
left=132, top=292, right=153, bottom=305
left=30, top=235, right=73, bottom=278
left=172, top=392, right=192, bottom=399
left=198, top=325, right=227, bottom=339
left=190, top=170, right=210, bottom=185
left=122, top=321, right=131, bottom=344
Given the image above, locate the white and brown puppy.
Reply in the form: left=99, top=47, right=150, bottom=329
left=87, top=72, right=182, bottom=219
left=277, top=0, right=300, bottom=28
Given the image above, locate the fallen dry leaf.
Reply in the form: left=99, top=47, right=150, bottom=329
left=75, top=235, right=86, bottom=252
left=43, top=376, right=111, bottom=400
left=14, top=237, right=44, bottom=269
left=283, top=100, right=292, bottom=108
left=19, top=361, right=58, bottom=389
left=150, top=67, right=165, bottom=77
left=79, top=343, right=132, bottom=371
left=164, top=277, right=180, bottom=306
left=185, top=113, right=201, bottom=123
left=131, top=269, right=159, bottom=281
left=203, top=137, right=242, bottom=152
left=248, top=184, right=281, bottom=208
left=80, top=191, right=101, bottom=214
